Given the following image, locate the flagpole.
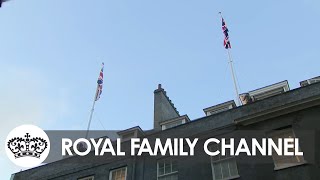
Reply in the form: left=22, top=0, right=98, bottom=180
left=85, top=84, right=98, bottom=139
left=84, top=63, right=104, bottom=139
left=219, top=12, right=242, bottom=106
left=227, top=49, right=241, bottom=106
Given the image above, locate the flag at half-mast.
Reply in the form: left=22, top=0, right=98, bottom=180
left=222, top=17, right=231, bottom=49
left=95, top=63, right=104, bottom=101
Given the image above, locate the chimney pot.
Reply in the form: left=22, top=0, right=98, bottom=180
left=158, top=84, right=162, bottom=89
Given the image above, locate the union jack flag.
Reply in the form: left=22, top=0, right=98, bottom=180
left=222, top=18, right=231, bottom=49
left=95, top=63, right=104, bottom=101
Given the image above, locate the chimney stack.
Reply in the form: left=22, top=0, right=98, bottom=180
left=153, top=84, right=180, bottom=131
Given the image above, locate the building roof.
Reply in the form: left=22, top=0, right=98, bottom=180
left=117, top=126, right=144, bottom=136
left=11, top=80, right=320, bottom=179
left=203, top=100, right=236, bottom=115
left=159, top=115, right=190, bottom=126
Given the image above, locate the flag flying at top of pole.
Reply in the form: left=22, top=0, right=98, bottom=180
left=85, top=62, right=104, bottom=139
left=221, top=15, right=231, bottom=49
left=218, top=12, right=242, bottom=106
left=95, top=62, right=104, bottom=101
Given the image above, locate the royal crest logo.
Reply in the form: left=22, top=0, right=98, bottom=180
left=7, top=133, right=48, bottom=159
left=5, top=125, right=50, bottom=167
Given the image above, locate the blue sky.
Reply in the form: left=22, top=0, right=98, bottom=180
left=1, top=0, right=319, bottom=178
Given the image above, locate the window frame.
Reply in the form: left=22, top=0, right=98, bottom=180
left=109, top=166, right=127, bottom=180
left=210, top=144, right=240, bottom=180
left=267, top=127, right=306, bottom=170
left=157, top=158, right=178, bottom=180
left=161, top=119, right=186, bottom=130
left=78, top=176, right=94, bottom=180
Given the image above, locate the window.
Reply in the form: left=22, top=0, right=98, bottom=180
left=248, top=81, right=289, bottom=102
left=118, top=126, right=144, bottom=142
left=300, top=76, right=320, bottom=86
left=161, top=121, right=183, bottom=130
left=78, top=176, right=94, bottom=180
left=207, top=106, right=231, bottom=115
left=268, top=128, right=306, bottom=170
left=160, top=115, right=190, bottom=130
left=157, top=159, right=178, bottom=180
left=203, top=101, right=236, bottom=116
left=121, top=132, right=135, bottom=142
left=252, top=87, right=285, bottom=101
left=109, top=167, right=127, bottom=180
left=210, top=144, right=239, bottom=180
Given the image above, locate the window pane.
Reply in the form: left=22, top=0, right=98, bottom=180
left=213, top=164, right=222, bottom=180
left=110, top=167, right=126, bottom=180
left=158, top=159, right=178, bottom=179
left=158, top=167, right=164, bottom=176
left=212, top=159, right=239, bottom=180
left=159, top=161, right=164, bottom=169
left=221, top=161, right=230, bottom=178
left=165, top=161, right=171, bottom=174
left=228, top=159, right=238, bottom=176
left=268, top=128, right=305, bottom=169
left=171, top=161, right=178, bottom=172
left=111, top=171, right=116, bottom=180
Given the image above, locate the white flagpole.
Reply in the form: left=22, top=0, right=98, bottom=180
left=227, top=49, right=241, bottom=106
left=85, top=84, right=98, bottom=139
left=219, top=12, right=242, bottom=106
left=85, top=63, right=104, bottom=139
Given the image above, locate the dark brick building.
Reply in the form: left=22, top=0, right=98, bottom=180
left=11, top=76, right=320, bottom=180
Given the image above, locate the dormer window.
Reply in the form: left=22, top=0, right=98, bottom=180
left=240, top=81, right=290, bottom=105
left=300, top=76, right=320, bottom=87
left=203, top=100, right=236, bottom=116
left=160, top=115, right=190, bottom=130
left=117, top=126, right=144, bottom=142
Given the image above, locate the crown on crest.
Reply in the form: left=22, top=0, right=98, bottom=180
left=7, top=133, right=48, bottom=158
